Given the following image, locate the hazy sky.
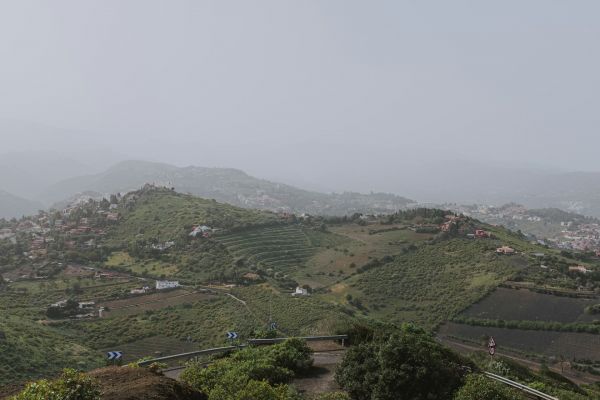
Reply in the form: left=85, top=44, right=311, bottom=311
left=1, top=1, right=599, bottom=192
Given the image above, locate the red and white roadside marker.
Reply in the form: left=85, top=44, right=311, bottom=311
left=488, top=337, right=496, bottom=356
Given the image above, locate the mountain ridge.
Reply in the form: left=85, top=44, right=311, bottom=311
left=0, top=190, right=43, bottom=219
left=38, top=160, right=414, bottom=216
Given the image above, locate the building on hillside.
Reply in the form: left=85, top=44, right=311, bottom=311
left=130, top=286, right=150, bottom=294
left=156, top=280, right=180, bottom=290
left=496, top=246, right=515, bottom=255
left=292, top=286, right=309, bottom=296
left=78, top=301, right=95, bottom=309
left=106, top=212, right=119, bottom=221
left=189, top=225, right=212, bottom=237
left=569, top=265, right=590, bottom=274
left=151, top=241, right=175, bottom=251
left=242, top=272, right=261, bottom=281
left=475, top=230, right=491, bottom=238
left=50, top=299, right=68, bottom=308
left=0, top=228, right=14, bottom=240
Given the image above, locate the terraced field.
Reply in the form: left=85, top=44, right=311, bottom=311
left=216, top=225, right=343, bottom=272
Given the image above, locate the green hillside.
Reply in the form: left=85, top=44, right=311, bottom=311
left=108, top=186, right=281, bottom=244
left=4, top=190, right=600, bottom=390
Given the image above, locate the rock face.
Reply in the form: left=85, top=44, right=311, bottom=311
left=88, top=366, right=206, bottom=400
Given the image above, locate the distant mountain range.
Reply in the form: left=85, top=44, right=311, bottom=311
left=5, top=155, right=600, bottom=219
left=0, top=190, right=43, bottom=218
left=395, top=161, right=600, bottom=217
left=36, top=160, right=413, bottom=216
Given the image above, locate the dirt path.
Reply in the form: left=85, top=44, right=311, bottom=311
left=439, top=336, right=598, bottom=386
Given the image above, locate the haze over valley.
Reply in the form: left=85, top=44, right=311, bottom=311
left=3, top=2, right=600, bottom=399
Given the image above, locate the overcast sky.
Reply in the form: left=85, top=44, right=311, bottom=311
left=1, top=1, right=599, bottom=192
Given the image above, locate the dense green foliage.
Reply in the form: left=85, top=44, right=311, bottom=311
left=181, top=339, right=311, bottom=400
left=11, top=369, right=100, bottom=400
left=335, top=324, right=472, bottom=400
left=453, top=315, right=600, bottom=334
left=453, top=374, right=523, bottom=400
left=0, top=316, right=103, bottom=386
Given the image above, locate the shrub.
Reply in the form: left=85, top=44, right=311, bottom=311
left=335, top=324, right=472, bottom=400
left=182, top=339, right=312, bottom=399
left=453, top=374, right=523, bottom=400
left=12, top=369, right=100, bottom=400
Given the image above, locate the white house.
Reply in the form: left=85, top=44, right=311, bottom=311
left=130, top=286, right=150, bottom=295
left=189, top=225, right=212, bottom=237
left=292, top=286, right=309, bottom=296
left=156, top=280, right=180, bottom=290
left=78, top=301, right=96, bottom=309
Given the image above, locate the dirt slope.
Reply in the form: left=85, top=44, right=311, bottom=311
left=89, top=367, right=206, bottom=400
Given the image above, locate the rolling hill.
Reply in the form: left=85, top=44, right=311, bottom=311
left=39, top=160, right=413, bottom=215
left=0, top=190, right=43, bottom=219
left=4, top=187, right=600, bottom=390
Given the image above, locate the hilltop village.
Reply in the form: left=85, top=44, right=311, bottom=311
left=440, top=203, right=600, bottom=254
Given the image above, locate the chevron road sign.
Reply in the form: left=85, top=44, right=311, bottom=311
left=107, top=351, right=123, bottom=360
left=226, top=331, right=238, bottom=340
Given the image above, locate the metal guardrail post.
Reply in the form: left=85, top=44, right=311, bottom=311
left=136, top=335, right=348, bottom=367
left=484, top=372, right=558, bottom=400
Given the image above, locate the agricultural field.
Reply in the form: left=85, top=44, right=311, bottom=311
left=231, top=285, right=355, bottom=337
left=461, top=287, right=598, bottom=323
left=440, top=322, right=600, bottom=361
left=215, top=225, right=347, bottom=274
left=293, top=224, right=432, bottom=288
left=100, top=288, right=214, bottom=317
left=317, top=238, right=525, bottom=329
left=105, top=251, right=179, bottom=277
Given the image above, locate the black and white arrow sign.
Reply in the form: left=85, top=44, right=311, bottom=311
left=226, top=331, right=238, bottom=340
left=107, top=351, right=123, bottom=360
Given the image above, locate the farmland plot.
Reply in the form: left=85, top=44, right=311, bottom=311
left=461, top=287, right=598, bottom=323
left=216, top=225, right=344, bottom=272
left=440, top=322, right=600, bottom=360
left=101, top=289, right=214, bottom=317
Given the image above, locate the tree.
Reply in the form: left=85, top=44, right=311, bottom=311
left=182, top=339, right=312, bottom=399
left=12, top=369, right=100, bottom=400
left=453, top=374, right=523, bottom=400
left=336, top=324, right=472, bottom=400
